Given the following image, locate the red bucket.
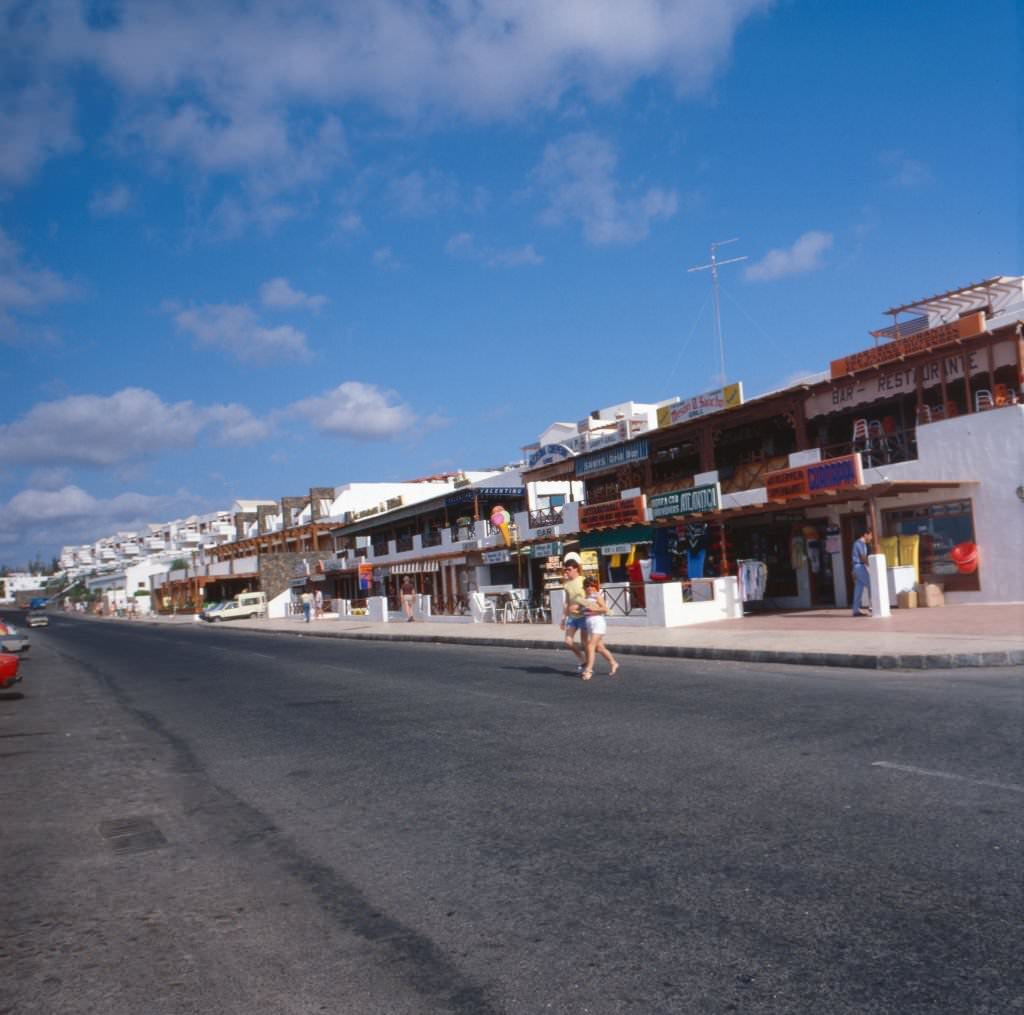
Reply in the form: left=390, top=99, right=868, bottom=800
left=949, top=542, right=978, bottom=574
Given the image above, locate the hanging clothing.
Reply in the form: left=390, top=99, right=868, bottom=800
left=685, top=522, right=709, bottom=580
left=738, top=560, right=767, bottom=601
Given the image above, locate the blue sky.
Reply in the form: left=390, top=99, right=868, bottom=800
left=0, top=0, right=1019, bottom=567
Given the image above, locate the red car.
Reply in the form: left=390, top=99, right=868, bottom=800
left=0, top=652, right=21, bottom=690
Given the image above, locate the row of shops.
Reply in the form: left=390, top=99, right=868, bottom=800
left=158, top=275, right=1024, bottom=619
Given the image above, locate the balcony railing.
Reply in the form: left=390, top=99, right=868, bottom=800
left=371, top=539, right=390, bottom=556
left=450, top=522, right=477, bottom=542
left=421, top=529, right=443, bottom=547
left=528, top=506, right=564, bottom=528
left=822, top=425, right=917, bottom=468
left=395, top=535, right=414, bottom=552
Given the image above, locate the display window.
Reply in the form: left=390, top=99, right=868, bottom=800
left=883, top=499, right=980, bottom=591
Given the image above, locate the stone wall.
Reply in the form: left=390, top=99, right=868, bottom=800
left=258, top=550, right=337, bottom=601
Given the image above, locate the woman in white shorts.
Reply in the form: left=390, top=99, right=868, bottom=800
left=580, top=576, right=619, bottom=680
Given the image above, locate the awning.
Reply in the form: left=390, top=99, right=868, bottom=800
left=388, top=560, right=441, bottom=574
left=579, top=525, right=653, bottom=549
left=651, top=480, right=976, bottom=524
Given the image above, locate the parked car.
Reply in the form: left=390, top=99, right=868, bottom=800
left=0, top=622, right=29, bottom=653
left=26, top=612, right=49, bottom=628
left=200, top=602, right=228, bottom=622
left=0, top=652, right=21, bottom=689
left=211, top=592, right=267, bottom=621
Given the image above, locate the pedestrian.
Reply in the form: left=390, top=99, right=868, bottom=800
left=580, top=575, right=619, bottom=680
left=559, top=555, right=589, bottom=675
left=314, top=587, right=323, bottom=620
left=401, top=577, right=416, bottom=621
left=851, top=528, right=873, bottom=617
left=301, top=590, right=313, bottom=623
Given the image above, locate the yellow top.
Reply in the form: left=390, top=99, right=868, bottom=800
left=563, top=575, right=586, bottom=617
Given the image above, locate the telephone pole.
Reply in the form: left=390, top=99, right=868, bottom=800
left=688, top=238, right=747, bottom=385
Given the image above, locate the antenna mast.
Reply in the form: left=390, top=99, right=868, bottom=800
left=688, top=238, right=747, bottom=384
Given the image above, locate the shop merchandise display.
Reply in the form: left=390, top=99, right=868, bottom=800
left=738, top=559, right=768, bottom=601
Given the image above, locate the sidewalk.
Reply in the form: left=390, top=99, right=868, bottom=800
left=123, top=603, right=1024, bottom=671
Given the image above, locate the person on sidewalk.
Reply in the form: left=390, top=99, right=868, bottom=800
left=559, top=556, right=589, bottom=674
left=851, top=529, right=873, bottom=617
left=401, top=577, right=416, bottom=622
left=580, top=575, right=619, bottom=681
left=314, top=588, right=323, bottom=620
left=301, top=590, right=313, bottom=623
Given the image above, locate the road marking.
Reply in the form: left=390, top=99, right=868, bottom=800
left=872, top=761, right=1024, bottom=794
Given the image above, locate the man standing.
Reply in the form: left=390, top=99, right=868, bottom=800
left=559, top=555, right=589, bottom=674
left=301, top=590, right=313, bottom=623
left=851, top=528, right=873, bottom=617
left=401, top=577, right=416, bottom=622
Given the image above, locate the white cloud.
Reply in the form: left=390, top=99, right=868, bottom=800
left=0, top=227, right=80, bottom=338
left=89, top=182, right=134, bottom=216
left=745, top=231, right=833, bottom=282
left=878, top=150, right=932, bottom=188
left=389, top=169, right=459, bottom=217
left=0, top=388, right=271, bottom=468
left=259, top=277, right=328, bottom=311
left=0, top=484, right=207, bottom=558
left=372, top=247, right=401, bottom=270
left=0, top=1, right=769, bottom=188
left=169, top=302, right=311, bottom=362
left=534, top=132, right=677, bottom=245
left=0, top=81, right=79, bottom=187
left=337, top=211, right=363, bottom=233
left=289, top=381, right=418, bottom=439
left=445, top=231, right=543, bottom=267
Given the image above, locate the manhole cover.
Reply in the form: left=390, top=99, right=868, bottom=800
left=99, top=816, right=168, bottom=855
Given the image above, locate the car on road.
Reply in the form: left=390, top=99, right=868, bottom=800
left=0, top=622, right=29, bottom=653
left=26, top=612, right=49, bottom=628
left=208, top=592, right=267, bottom=622
left=200, top=602, right=228, bottom=622
left=0, top=652, right=21, bottom=689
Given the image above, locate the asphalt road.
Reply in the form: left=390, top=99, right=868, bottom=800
left=3, top=614, right=1022, bottom=1015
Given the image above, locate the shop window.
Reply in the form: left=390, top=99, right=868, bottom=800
left=883, top=499, right=980, bottom=591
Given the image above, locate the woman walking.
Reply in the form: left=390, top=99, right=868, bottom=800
left=580, top=575, right=619, bottom=680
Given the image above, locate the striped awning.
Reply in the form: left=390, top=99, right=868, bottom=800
left=388, top=560, right=440, bottom=574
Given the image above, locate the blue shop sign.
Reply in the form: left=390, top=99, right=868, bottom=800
left=649, top=482, right=721, bottom=519
left=575, top=439, right=649, bottom=478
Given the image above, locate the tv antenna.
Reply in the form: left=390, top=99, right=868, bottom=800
left=688, top=238, right=747, bottom=385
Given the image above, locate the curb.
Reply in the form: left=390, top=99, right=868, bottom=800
left=185, top=619, right=1024, bottom=672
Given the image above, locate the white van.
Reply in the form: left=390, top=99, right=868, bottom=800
left=213, top=592, right=267, bottom=621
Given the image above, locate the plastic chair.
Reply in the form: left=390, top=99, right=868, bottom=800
left=974, top=389, right=994, bottom=411
left=470, top=591, right=497, bottom=622
left=851, top=418, right=869, bottom=449
left=503, top=590, right=530, bottom=624
left=916, top=405, right=932, bottom=425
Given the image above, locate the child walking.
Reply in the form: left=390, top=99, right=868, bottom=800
left=580, top=575, right=619, bottom=681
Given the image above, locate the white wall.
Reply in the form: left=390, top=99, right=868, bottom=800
left=861, top=404, right=1024, bottom=603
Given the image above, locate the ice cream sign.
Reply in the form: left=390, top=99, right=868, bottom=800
left=490, top=504, right=513, bottom=546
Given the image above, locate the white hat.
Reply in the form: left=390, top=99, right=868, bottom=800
left=563, top=551, right=582, bottom=567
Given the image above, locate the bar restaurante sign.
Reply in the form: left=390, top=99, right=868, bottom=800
left=766, top=454, right=864, bottom=503
left=579, top=496, right=647, bottom=532
left=649, top=482, right=722, bottom=519
left=829, top=311, right=985, bottom=379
